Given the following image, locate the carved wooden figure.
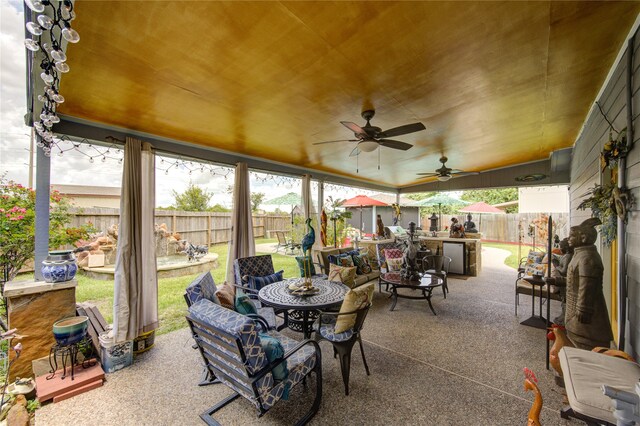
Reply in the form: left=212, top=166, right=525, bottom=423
left=523, top=368, right=542, bottom=426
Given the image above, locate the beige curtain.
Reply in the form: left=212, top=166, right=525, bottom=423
left=113, top=137, right=158, bottom=343
left=226, top=162, right=255, bottom=283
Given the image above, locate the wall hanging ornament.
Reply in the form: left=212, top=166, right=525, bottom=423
left=577, top=182, right=634, bottom=246
left=600, top=127, right=628, bottom=172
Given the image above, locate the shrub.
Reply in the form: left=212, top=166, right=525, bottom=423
left=0, top=175, right=95, bottom=281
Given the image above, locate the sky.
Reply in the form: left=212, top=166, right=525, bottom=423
left=0, top=1, right=383, bottom=209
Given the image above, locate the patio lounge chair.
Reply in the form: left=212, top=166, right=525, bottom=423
left=274, top=231, right=293, bottom=254
left=187, top=299, right=323, bottom=425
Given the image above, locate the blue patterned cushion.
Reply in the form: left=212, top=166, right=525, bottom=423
left=185, top=272, right=220, bottom=306
left=234, top=255, right=275, bottom=285
left=352, top=253, right=372, bottom=275
left=314, top=316, right=353, bottom=342
left=247, top=270, right=284, bottom=290
left=235, top=289, right=258, bottom=315
left=295, top=256, right=316, bottom=277
left=257, top=307, right=277, bottom=329
left=329, top=253, right=355, bottom=268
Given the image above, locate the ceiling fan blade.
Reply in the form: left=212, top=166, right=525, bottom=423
left=380, top=122, right=426, bottom=138
left=349, top=146, right=361, bottom=157
left=450, top=171, right=480, bottom=177
left=378, top=139, right=413, bottom=151
left=416, top=172, right=439, bottom=176
left=312, top=139, right=358, bottom=145
left=341, top=121, right=367, bottom=136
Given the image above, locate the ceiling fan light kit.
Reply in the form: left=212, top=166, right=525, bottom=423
left=313, top=109, right=425, bottom=157
left=437, top=174, right=452, bottom=182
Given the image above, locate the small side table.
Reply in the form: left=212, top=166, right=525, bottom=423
left=47, top=334, right=95, bottom=381
left=520, top=276, right=548, bottom=329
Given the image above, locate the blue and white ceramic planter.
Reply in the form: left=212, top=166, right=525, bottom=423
left=41, top=250, right=77, bottom=283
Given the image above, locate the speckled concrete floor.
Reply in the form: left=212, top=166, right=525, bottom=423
left=37, top=247, right=580, bottom=425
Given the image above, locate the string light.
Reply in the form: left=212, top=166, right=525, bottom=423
left=25, top=0, right=80, bottom=155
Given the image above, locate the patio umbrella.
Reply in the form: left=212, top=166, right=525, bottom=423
left=410, top=194, right=470, bottom=230
left=459, top=201, right=505, bottom=231
left=341, top=195, right=388, bottom=233
left=264, top=192, right=302, bottom=227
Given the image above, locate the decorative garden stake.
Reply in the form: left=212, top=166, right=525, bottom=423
left=523, top=368, right=542, bottom=426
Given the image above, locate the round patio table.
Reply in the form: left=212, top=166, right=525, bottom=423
left=379, top=272, right=443, bottom=315
left=258, top=278, right=349, bottom=338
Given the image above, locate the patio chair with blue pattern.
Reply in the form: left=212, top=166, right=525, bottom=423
left=184, top=271, right=277, bottom=385
left=187, top=299, right=322, bottom=425
left=233, top=255, right=289, bottom=329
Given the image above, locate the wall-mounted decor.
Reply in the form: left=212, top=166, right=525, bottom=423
left=600, top=128, right=628, bottom=171
left=577, top=183, right=634, bottom=246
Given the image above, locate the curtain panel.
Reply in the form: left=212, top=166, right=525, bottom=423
left=113, top=137, right=158, bottom=342
left=226, top=162, right=255, bottom=283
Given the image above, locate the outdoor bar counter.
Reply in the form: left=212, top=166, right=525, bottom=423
left=358, top=235, right=481, bottom=277
left=418, top=236, right=481, bottom=276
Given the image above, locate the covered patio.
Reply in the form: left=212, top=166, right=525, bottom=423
left=18, top=1, right=640, bottom=425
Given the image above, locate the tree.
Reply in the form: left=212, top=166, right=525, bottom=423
left=0, top=175, right=95, bottom=281
left=209, top=204, right=230, bottom=212
left=250, top=192, right=265, bottom=212
left=172, top=182, right=212, bottom=211
left=461, top=188, right=518, bottom=213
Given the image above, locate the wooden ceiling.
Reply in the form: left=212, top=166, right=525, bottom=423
left=58, top=1, right=639, bottom=187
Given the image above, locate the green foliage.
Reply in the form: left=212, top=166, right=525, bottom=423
left=209, top=204, right=231, bottom=212
left=250, top=192, right=265, bottom=212
left=405, top=192, right=435, bottom=201
left=0, top=175, right=95, bottom=281
left=171, top=182, right=212, bottom=211
left=461, top=188, right=518, bottom=213
left=420, top=204, right=463, bottom=215
left=324, top=196, right=352, bottom=247
left=26, top=399, right=40, bottom=414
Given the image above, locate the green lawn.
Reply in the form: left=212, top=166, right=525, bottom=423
left=75, top=238, right=301, bottom=336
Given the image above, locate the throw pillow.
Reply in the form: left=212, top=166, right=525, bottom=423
left=524, top=262, right=546, bottom=277
left=352, top=253, right=372, bottom=275
left=258, top=333, right=290, bottom=399
left=247, top=270, right=284, bottom=290
left=328, top=264, right=357, bottom=288
left=526, top=251, right=545, bottom=265
left=387, top=257, right=403, bottom=272
left=295, top=256, right=316, bottom=277
left=334, top=283, right=374, bottom=334
left=336, top=253, right=355, bottom=268
left=215, top=282, right=236, bottom=310
left=234, top=288, right=258, bottom=315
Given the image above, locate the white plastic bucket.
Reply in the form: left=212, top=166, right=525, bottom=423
left=99, top=330, right=133, bottom=373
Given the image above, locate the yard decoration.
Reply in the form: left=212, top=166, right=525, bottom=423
left=577, top=182, right=634, bottom=246
left=0, top=329, right=26, bottom=414
left=0, top=175, right=95, bottom=282
left=600, top=128, right=628, bottom=172
left=523, top=368, right=542, bottom=426
left=547, top=324, right=573, bottom=376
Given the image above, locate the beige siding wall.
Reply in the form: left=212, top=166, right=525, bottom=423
left=69, top=196, right=121, bottom=209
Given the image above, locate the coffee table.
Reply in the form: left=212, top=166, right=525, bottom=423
left=258, top=278, right=349, bottom=338
left=379, top=272, right=444, bottom=315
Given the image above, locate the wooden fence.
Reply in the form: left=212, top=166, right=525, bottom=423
left=69, top=208, right=292, bottom=246
left=420, top=212, right=570, bottom=244
left=70, top=208, right=569, bottom=246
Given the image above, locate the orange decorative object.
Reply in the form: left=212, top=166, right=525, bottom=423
left=523, top=368, right=542, bottom=426
left=548, top=324, right=573, bottom=376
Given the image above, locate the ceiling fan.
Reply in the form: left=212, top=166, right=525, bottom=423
left=313, top=109, right=426, bottom=157
left=417, top=156, right=480, bottom=181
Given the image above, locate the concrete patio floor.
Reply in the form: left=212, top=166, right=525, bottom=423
left=37, top=248, right=581, bottom=425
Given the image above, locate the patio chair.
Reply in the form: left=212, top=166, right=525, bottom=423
left=313, top=302, right=372, bottom=396
left=184, top=271, right=277, bottom=385
left=274, top=231, right=292, bottom=254
left=233, top=255, right=288, bottom=329
left=187, top=299, right=322, bottom=425
left=421, top=255, right=451, bottom=298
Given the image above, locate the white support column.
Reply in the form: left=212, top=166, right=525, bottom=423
left=34, top=140, right=50, bottom=281
left=372, top=205, right=377, bottom=234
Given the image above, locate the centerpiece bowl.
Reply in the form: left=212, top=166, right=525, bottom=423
left=52, top=316, right=88, bottom=346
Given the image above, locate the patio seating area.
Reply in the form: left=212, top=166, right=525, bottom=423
left=36, top=248, right=580, bottom=425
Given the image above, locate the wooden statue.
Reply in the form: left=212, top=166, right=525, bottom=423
left=523, top=368, right=542, bottom=426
